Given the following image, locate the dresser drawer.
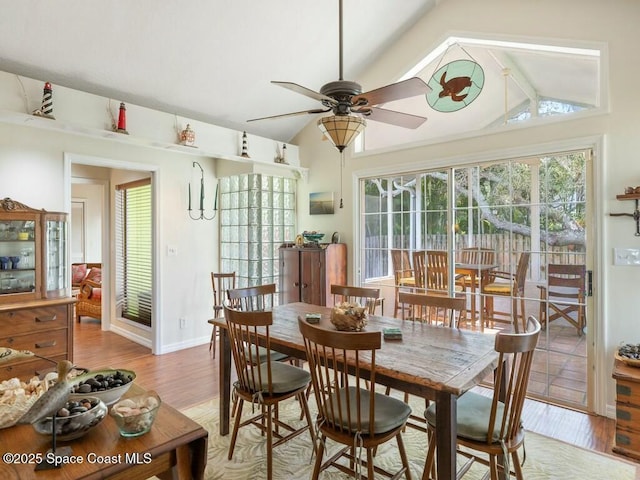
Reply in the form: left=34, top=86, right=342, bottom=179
left=616, top=379, right=640, bottom=408
left=0, top=328, right=68, bottom=357
left=614, top=426, right=640, bottom=459
left=616, top=404, right=640, bottom=432
left=0, top=354, right=66, bottom=382
left=0, top=305, right=68, bottom=335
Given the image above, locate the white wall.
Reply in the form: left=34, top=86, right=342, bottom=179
left=293, top=0, right=640, bottom=414
left=0, top=72, right=301, bottom=355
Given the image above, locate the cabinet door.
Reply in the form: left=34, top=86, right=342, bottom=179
left=279, top=248, right=300, bottom=304
left=300, top=250, right=326, bottom=305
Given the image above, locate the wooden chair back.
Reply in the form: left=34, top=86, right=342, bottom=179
left=330, top=284, right=381, bottom=315
left=398, top=291, right=466, bottom=327
left=459, top=247, right=496, bottom=266
left=390, top=249, right=413, bottom=280
left=513, top=252, right=531, bottom=297
left=485, top=316, right=540, bottom=444
left=211, top=272, right=236, bottom=318
left=540, top=263, right=586, bottom=334
left=546, top=263, right=585, bottom=296
left=224, top=305, right=277, bottom=395
left=413, top=250, right=426, bottom=290
left=227, top=283, right=276, bottom=311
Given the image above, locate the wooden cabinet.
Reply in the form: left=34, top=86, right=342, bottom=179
left=0, top=198, right=73, bottom=381
left=612, top=359, right=640, bottom=460
left=279, top=244, right=347, bottom=306
left=0, top=198, right=69, bottom=303
left=0, top=298, right=75, bottom=381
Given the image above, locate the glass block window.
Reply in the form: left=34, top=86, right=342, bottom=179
left=219, top=174, right=296, bottom=289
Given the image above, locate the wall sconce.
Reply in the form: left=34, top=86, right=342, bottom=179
left=188, top=161, right=217, bottom=221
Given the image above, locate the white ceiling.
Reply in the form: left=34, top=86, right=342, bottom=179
left=0, top=0, right=600, bottom=145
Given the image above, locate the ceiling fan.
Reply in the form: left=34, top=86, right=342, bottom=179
left=247, top=0, right=431, bottom=144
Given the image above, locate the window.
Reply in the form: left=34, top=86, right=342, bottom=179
left=115, top=179, right=152, bottom=326
left=219, top=174, right=296, bottom=292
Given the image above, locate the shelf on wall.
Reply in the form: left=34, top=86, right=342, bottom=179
left=0, top=108, right=309, bottom=179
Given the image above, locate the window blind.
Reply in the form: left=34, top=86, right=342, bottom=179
left=115, top=179, right=152, bottom=326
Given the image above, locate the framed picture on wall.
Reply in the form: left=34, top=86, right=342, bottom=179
left=309, top=192, right=334, bottom=215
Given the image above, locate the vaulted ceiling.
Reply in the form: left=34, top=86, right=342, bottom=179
left=0, top=0, right=600, bottom=146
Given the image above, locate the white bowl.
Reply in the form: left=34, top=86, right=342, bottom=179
left=69, top=369, right=136, bottom=406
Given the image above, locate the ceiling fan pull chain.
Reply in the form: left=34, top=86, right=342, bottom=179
left=339, top=151, right=344, bottom=208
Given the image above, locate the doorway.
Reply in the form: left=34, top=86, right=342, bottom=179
left=65, top=154, right=158, bottom=352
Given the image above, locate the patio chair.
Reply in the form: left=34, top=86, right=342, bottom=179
left=391, top=249, right=416, bottom=317
left=209, top=272, right=236, bottom=357
left=482, top=252, right=530, bottom=332
left=458, top=247, right=496, bottom=289
left=413, top=250, right=466, bottom=294
left=298, top=317, right=412, bottom=480
left=330, top=284, right=382, bottom=314
left=538, top=264, right=586, bottom=335
left=224, top=305, right=315, bottom=480
left=422, top=316, right=541, bottom=480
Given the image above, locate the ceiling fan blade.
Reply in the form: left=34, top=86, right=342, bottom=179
left=272, top=81, right=337, bottom=104
left=352, top=77, right=431, bottom=107
left=355, top=106, right=427, bottom=129
left=247, top=108, right=330, bottom=122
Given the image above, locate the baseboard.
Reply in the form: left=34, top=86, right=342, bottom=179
left=155, top=336, right=211, bottom=354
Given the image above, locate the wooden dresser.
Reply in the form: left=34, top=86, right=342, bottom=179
left=0, top=298, right=75, bottom=381
left=279, top=243, right=347, bottom=306
left=612, top=358, right=640, bottom=460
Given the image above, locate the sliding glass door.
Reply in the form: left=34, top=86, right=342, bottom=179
left=360, top=149, right=592, bottom=410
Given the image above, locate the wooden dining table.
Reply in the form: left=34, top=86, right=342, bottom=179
left=212, top=302, right=500, bottom=480
left=455, top=262, right=498, bottom=329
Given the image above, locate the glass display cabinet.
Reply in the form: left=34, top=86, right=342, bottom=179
left=0, top=198, right=69, bottom=303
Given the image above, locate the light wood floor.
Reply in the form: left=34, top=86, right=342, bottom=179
left=73, top=318, right=632, bottom=463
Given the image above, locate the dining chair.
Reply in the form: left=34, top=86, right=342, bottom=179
left=399, top=291, right=466, bottom=328
left=537, top=263, right=586, bottom=335
left=422, top=316, right=541, bottom=480
left=413, top=250, right=466, bottom=295
left=396, top=291, right=466, bottom=434
left=391, top=249, right=416, bottom=317
left=227, top=283, right=276, bottom=311
left=330, top=284, right=382, bottom=314
left=224, top=305, right=315, bottom=480
left=227, top=283, right=288, bottom=363
left=298, top=317, right=413, bottom=480
left=209, top=272, right=236, bottom=358
left=482, top=252, right=530, bottom=332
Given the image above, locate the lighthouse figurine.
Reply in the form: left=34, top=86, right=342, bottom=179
left=33, top=82, right=55, bottom=119
left=115, top=102, right=129, bottom=134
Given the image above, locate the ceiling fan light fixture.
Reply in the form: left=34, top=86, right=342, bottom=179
left=317, top=115, right=366, bottom=152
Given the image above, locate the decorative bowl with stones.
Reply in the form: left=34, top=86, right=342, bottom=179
left=69, top=368, right=136, bottom=406
left=33, top=396, right=107, bottom=441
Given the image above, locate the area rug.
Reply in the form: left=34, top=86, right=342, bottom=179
left=181, top=397, right=638, bottom=480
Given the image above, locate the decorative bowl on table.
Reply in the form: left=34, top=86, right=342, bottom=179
left=302, top=231, right=325, bottom=244
left=33, top=396, right=107, bottom=441
left=330, top=302, right=368, bottom=331
left=616, top=343, right=640, bottom=367
left=68, top=368, right=136, bottom=406
left=110, top=391, right=161, bottom=437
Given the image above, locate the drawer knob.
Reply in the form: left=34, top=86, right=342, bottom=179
left=35, top=340, right=56, bottom=349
